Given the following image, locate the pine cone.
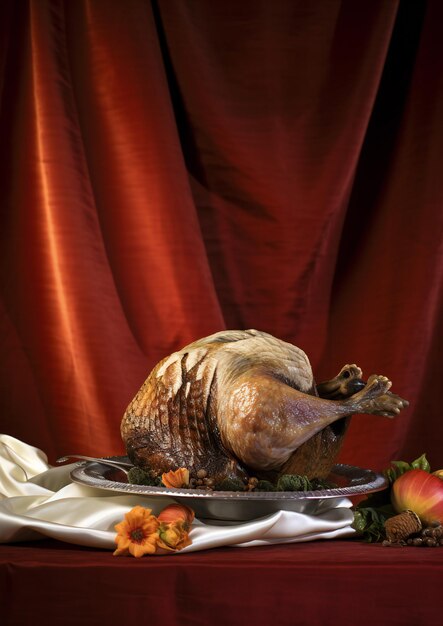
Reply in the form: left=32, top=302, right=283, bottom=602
left=384, top=510, right=422, bottom=543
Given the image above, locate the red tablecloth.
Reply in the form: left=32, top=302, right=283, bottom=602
left=1, top=538, right=441, bottom=626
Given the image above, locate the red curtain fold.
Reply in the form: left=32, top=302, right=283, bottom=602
left=0, top=0, right=441, bottom=471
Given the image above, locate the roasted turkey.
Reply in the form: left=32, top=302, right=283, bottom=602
left=121, top=329, right=409, bottom=484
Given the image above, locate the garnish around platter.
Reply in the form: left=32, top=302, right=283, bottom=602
left=71, top=458, right=387, bottom=521
left=353, top=453, right=443, bottom=547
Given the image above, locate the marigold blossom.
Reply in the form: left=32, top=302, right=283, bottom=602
left=161, top=468, right=190, bottom=488
left=113, top=505, right=160, bottom=558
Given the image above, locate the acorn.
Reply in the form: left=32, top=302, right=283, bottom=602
left=384, top=509, right=422, bottom=543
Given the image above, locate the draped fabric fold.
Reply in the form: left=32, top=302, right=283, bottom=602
left=0, top=0, right=442, bottom=472
left=0, top=435, right=355, bottom=551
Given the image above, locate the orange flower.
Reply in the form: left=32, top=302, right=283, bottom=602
left=113, top=505, right=160, bottom=558
left=157, top=503, right=195, bottom=527
left=161, top=468, right=190, bottom=488
left=157, top=520, right=192, bottom=552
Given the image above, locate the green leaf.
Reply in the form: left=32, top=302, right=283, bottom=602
left=391, top=460, right=412, bottom=471
left=351, top=509, right=367, bottom=534
left=385, top=454, right=431, bottom=484
left=352, top=504, right=396, bottom=543
left=411, top=453, right=431, bottom=472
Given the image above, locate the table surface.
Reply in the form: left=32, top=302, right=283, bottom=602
left=1, top=537, right=442, bottom=626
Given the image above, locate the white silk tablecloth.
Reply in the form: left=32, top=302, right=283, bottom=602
left=0, top=434, right=355, bottom=553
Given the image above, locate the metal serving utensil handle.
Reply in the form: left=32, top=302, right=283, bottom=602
left=56, top=455, right=133, bottom=471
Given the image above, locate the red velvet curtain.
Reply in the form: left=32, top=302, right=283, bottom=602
left=0, top=0, right=442, bottom=471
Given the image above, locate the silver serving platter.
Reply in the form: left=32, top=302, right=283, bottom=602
left=70, top=457, right=387, bottom=522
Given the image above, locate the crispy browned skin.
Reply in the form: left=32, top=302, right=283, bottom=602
left=121, top=330, right=409, bottom=483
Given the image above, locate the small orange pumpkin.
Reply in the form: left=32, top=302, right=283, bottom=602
left=158, top=503, right=195, bottom=526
